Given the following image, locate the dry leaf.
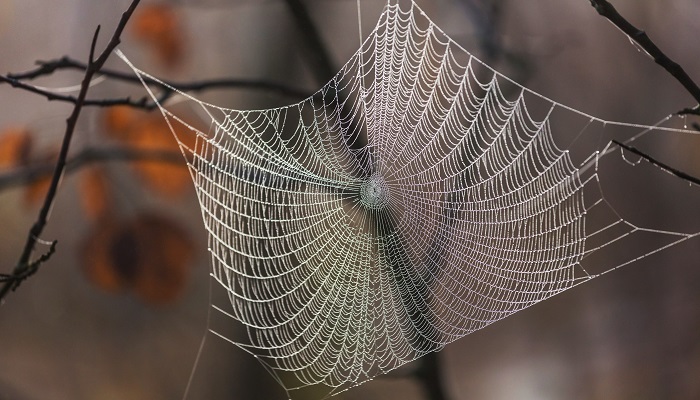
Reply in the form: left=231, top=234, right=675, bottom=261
left=103, top=107, right=196, bottom=197
left=130, top=117, right=192, bottom=196
left=0, top=127, right=32, bottom=169
left=136, top=160, right=192, bottom=196
left=81, top=213, right=194, bottom=305
left=131, top=4, right=184, bottom=68
left=82, top=219, right=130, bottom=293
left=80, top=167, right=112, bottom=221
left=103, top=106, right=139, bottom=141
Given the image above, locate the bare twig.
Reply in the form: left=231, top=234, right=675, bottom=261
left=677, top=105, right=700, bottom=117
left=0, top=74, right=151, bottom=108
left=0, top=57, right=310, bottom=109
left=1, top=56, right=311, bottom=110
left=613, top=140, right=700, bottom=186
left=588, top=0, right=700, bottom=113
left=0, top=241, right=57, bottom=289
left=0, top=0, right=142, bottom=302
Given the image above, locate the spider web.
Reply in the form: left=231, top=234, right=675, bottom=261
left=117, top=0, right=699, bottom=398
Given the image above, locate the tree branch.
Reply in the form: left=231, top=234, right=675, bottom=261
left=0, top=0, right=142, bottom=302
left=613, top=140, right=700, bottom=186
left=1, top=56, right=311, bottom=110
left=0, top=74, right=152, bottom=108
left=677, top=105, right=700, bottom=117
left=0, top=240, right=57, bottom=287
left=588, top=0, right=700, bottom=113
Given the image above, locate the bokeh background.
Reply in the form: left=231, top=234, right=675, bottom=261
left=1, top=0, right=699, bottom=399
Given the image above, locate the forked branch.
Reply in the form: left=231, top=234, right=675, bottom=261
left=2, top=56, right=310, bottom=109
left=588, top=0, right=700, bottom=115
left=613, top=140, right=700, bottom=186
left=0, top=0, right=142, bottom=302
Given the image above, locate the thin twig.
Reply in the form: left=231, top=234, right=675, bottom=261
left=0, top=147, right=184, bottom=191
left=613, top=140, right=700, bottom=186
left=677, top=105, right=700, bottom=117
left=0, top=0, right=142, bottom=302
left=0, top=74, right=151, bottom=108
left=1, top=56, right=311, bottom=110
left=588, top=0, right=700, bottom=113
left=0, top=241, right=57, bottom=289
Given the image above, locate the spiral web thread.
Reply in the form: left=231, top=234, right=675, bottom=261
left=117, top=0, right=699, bottom=398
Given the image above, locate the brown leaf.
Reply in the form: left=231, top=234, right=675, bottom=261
left=131, top=4, right=184, bottom=68
left=80, top=214, right=194, bottom=305
left=130, top=118, right=192, bottom=196
left=136, top=159, right=192, bottom=197
left=102, top=107, right=195, bottom=197
left=80, top=167, right=112, bottom=221
left=103, top=106, right=139, bottom=142
left=82, top=219, right=131, bottom=293
left=0, top=127, right=33, bottom=169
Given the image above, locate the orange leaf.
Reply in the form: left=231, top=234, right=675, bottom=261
left=129, top=117, right=177, bottom=151
left=131, top=4, right=184, bottom=68
left=81, top=219, right=132, bottom=293
left=103, top=106, right=139, bottom=143
left=0, top=127, right=32, bottom=169
left=135, top=160, right=192, bottom=197
left=80, top=167, right=112, bottom=221
left=80, top=214, right=194, bottom=305
left=129, top=117, right=192, bottom=196
left=102, top=107, right=199, bottom=197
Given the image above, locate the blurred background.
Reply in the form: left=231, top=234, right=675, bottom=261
left=0, top=0, right=699, bottom=399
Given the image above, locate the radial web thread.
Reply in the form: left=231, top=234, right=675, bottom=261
left=117, top=1, right=699, bottom=398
